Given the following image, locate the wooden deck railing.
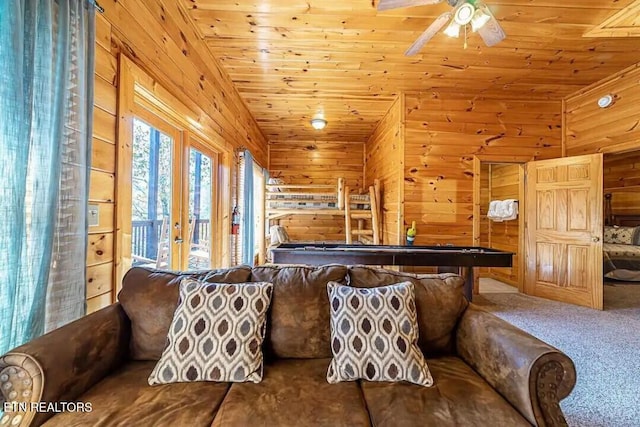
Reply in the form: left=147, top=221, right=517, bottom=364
left=132, top=218, right=210, bottom=260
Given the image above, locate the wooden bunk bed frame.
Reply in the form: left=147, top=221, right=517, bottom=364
left=266, top=177, right=381, bottom=244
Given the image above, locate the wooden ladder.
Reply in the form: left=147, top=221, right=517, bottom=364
left=345, top=179, right=381, bottom=244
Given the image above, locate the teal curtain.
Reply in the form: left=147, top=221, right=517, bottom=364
left=242, top=151, right=255, bottom=266
left=0, top=0, right=95, bottom=355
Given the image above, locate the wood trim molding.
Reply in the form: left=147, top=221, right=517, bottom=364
left=114, top=55, right=135, bottom=297
left=473, top=155, right=535, bottom=163
left=517, top=164, right=525, bottom=294
left=471, top=155, right=530, bottom=293
left=583, top=0, right=640, bottom=38
left=561, top=98, right=567, bottom=158
left=472, top=156, right=482, bottom=247
left=397, top=92, right=406, bottom=245
left=564, top=62, right=640, bottom=101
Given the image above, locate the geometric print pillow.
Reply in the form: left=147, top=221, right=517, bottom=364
left=148, top=279, right=273, bottom=385
left=603, top=226, right=640, bottom=245
left=326, top=281, right=434, bottom=387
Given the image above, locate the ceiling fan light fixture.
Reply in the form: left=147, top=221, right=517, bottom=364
left=310, top=117, right=327, bottom=130
left=443, top=21, right=461, bottom=38
left=454, top=3, right=475, bottom=25
left=471, top=8, right=491, bottom=31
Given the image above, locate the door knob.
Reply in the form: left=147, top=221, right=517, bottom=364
left=592, top=236, right=600, bottom=243
left=175, top=237, right=184, bottom=244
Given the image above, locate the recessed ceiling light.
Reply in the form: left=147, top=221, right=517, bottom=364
left=597, top=94, right=614, bottom=108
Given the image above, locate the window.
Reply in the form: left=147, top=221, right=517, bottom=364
left=233, top=150, right=265, bottom=266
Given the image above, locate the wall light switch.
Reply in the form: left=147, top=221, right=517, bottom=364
left=88, top=204, right=100, bottom=227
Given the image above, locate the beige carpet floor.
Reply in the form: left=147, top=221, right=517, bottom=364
left=474, top=285, right=640, bottom=427
left=603, top=282, right=640, bottom=321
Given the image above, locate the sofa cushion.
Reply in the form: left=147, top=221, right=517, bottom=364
left=211, top=358, right=371, bottom=427
left=118, top=266, right=252, bottom=361
left=42, top=361, right=229, bottom=427
left=361, top=356, right=530, bottom=427
left=348, top=266, right=467, bottom=356
left=148, top=279, right=273, bottom=385
left=327, top=281, right=433, bottom=387
left=250, top=264, right=348, bottom=359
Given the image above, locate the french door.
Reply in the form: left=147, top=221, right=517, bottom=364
left=126, top=108, right=221, bottom=272
left=116, top=55, right=234, bottom=293
left=128, top=108, right=184, bottom=270
left=183, top=138, right=219, bottom=270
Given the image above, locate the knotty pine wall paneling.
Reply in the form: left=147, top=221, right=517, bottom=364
left=268, top=140, right=364, bottom=242
left=477, top=163, right=491, bottom=277
left=565, top=63, right=640, bottom=156
left=487, top=164, right=520, bottom=286
left=603, top=151, right=640, bottom=216
left=404, top=93, right=562, bottom=246
left=87, top=14, right=117, bottom=314
left=86, top=2, right=268, bottom=312
left=364, top=96, right=405, bottom=245
left=100, top=0, right=267, bottom=164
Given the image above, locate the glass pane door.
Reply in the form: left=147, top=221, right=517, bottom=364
left=130, top=118, right=176, bottom=269
left=187, top=146, right=216, bottom=269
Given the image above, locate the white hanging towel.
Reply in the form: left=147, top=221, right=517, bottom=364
left=487, top=200, right=504, bottom=222
left=487, top=199, right=518, bottom=222
left=498, top=199, right=518, bottom=221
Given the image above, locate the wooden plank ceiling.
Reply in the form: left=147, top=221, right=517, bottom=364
left=181, top=0, right=640, bottom=143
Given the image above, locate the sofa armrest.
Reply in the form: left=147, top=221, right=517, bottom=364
left=0, top=303, right=130, bottom=427
left=456, top=304, right=576, bottom=427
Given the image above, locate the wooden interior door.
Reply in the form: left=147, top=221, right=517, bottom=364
left=525, top=153, right=603, bottom=309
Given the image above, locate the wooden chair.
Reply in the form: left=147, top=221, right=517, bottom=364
left=132, top=216, right=170, bottom=269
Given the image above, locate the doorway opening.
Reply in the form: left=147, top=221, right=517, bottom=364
left=473, top=157, right=526, bottom=296
left=602, top=150, right=640, bottom=315
left=476, top=153, right=606, bottom=309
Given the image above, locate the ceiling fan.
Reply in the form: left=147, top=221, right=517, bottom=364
left=378, top=0, right=506, bottom=55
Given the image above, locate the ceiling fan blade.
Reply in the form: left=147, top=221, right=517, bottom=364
left=405, top=11, right=452, bottom=56
left=378, top=0, right=445, bottom=12
left=476, top=6, right=506, bottom=47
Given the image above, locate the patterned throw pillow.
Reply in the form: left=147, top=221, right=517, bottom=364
left=326, top=281, right=434, bottom=387
left=603, top=226, right=640, bottom=245
left=148, top=279, right=273, bottom=385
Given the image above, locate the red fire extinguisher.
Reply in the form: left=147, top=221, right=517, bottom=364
left=231, top=206, right=240, bottom=235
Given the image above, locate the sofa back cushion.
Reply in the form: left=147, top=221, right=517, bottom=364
left=347, top=266, right=467, bottom=356
left=119, top=266, right=252, bottom=360
left=250, top=264, right=348, bottom=359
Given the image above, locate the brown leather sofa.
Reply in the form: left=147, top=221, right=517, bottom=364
left=0, top=264, right=576, bottom=427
